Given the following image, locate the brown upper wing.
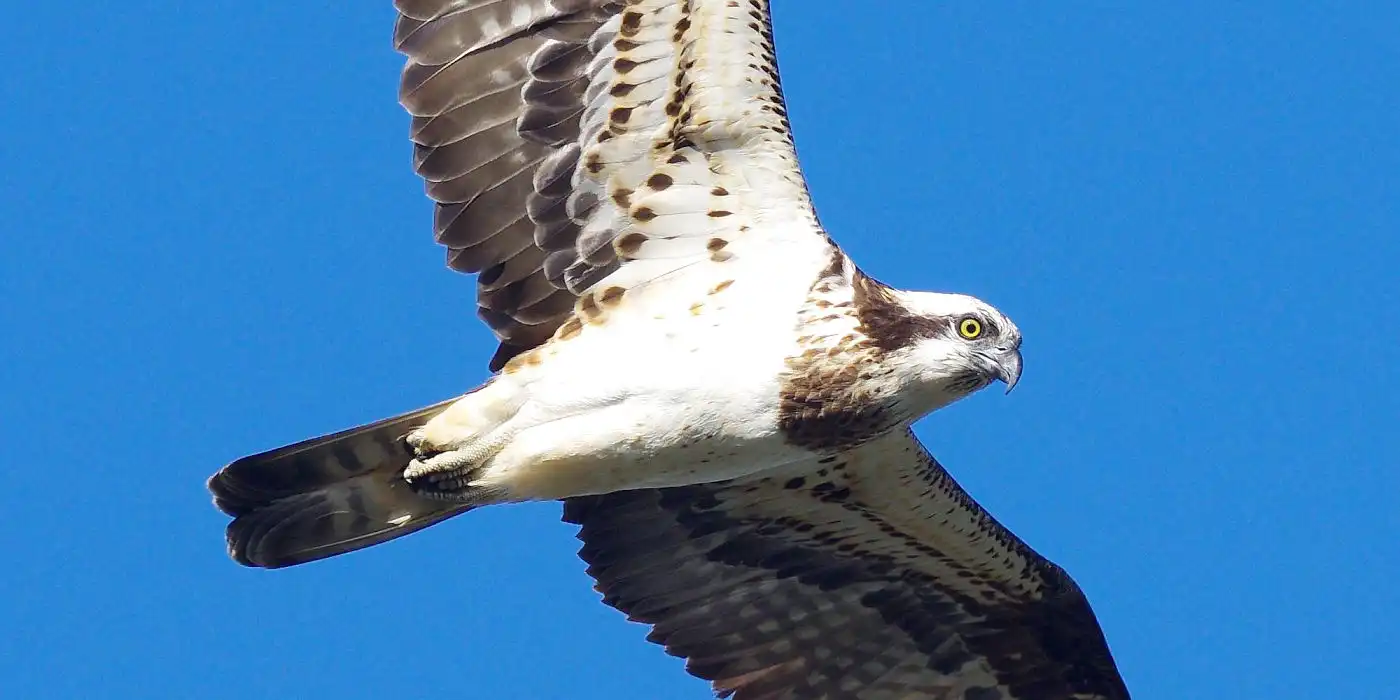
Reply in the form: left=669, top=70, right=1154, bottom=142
left=563, top=430, right=1132, bottom=700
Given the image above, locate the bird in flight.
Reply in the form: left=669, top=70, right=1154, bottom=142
left=208, top=2, right=1132, bottom=698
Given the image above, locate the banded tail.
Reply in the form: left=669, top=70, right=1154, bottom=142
left=208, top=396, right=470, bottom=568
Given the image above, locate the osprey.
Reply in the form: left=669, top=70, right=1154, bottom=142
left=209, top=2, right=1132, bottom=698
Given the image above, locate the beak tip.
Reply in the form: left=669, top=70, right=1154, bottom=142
left=995, top=350, right=1023, bottom=394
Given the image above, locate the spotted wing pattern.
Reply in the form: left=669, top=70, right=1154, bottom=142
left=564, top=430, right=1132, bottom=700
left=395, top=0, right=827, bottom=370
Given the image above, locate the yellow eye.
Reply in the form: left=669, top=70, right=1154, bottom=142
left=958, top=317, right=983, bottom=339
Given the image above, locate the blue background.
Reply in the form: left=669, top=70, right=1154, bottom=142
left=2, top=3, right=1396, bottom=698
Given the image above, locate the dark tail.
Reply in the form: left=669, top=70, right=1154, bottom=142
left=208, top=397, right=469, bottom=569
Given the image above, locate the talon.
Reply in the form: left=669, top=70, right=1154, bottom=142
left=397, top=389, right=519, bottom=502
left=401, top=430, right=514, bottom=504
left=403, top=452, right=472, bottom=482
left=404, top=427, right=428, bottom=454
left=404, top=452, right=489, bottom=502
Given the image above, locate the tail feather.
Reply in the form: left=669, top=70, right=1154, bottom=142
left=208, top=397, right=470, bottom=569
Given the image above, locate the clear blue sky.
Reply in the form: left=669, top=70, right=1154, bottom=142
left=2, top=3, right=1396, bottom=698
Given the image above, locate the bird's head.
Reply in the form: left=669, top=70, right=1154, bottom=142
left=855, top=279, right=1023, bottom=412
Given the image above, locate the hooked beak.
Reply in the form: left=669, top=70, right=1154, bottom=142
left=992, top=347, right=1022, bottom=394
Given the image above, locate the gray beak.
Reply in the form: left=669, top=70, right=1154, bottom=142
left=994, top=347, right=1022, bottom=394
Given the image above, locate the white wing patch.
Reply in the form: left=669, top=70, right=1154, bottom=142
left=543, top=0, right=830, bottom=332
left=395, top=1, right=832, bottom=368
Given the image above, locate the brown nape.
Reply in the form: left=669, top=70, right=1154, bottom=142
left=852, top=270, right=947, bottom=352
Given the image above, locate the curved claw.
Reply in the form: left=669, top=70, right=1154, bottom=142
left=402, top=430, right=514, bottom=502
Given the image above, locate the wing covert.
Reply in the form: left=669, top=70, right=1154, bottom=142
left=395, top=0, right=828, bottom=371
left=563, top=431, right=1131, bottom=700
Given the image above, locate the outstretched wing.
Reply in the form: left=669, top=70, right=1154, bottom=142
left=395, top=0, right=829, bottom=370
left=564, top=430, right=1131, bottom=700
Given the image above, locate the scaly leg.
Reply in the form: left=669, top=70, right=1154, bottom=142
left=402, top=378, right=527, bottom=503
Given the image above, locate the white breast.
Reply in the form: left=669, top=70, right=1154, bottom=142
left=472, top=216, right=835, bottom=498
